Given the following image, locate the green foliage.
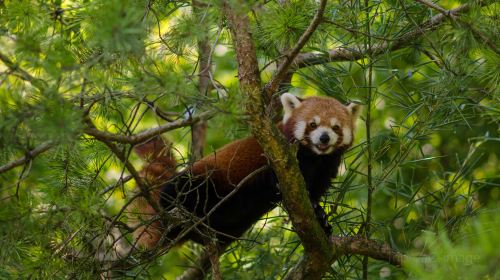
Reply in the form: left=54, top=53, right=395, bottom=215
left=405, top=210, right=500, bottom=279
left=0, top=0, right=498, bottom=279
left=82, top=0, right=148, bottom=57
left=0, top=143, right=107, bottom=279
left=254, top=0, right=317, bottom=56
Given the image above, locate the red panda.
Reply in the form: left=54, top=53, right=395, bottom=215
left=129, top=137, right=177, bottom=248
left=130, top=93, right=361, bottom=249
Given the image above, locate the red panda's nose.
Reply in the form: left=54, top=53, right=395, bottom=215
left=320, top=133, right=330, bottom=144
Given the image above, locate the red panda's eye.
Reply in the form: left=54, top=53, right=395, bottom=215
left=310, top=122, right=317, bottom=128
left=332, top=125, right=340, bottom=130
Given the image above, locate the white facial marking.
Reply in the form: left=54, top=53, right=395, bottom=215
left=311, top=145, right=335, bottom=155
left=281, top=93, right=302, bottom=123
left=294, top=121, right=307, bottom=141
left=347, top=103, right=362, bottom=122
left=311, top=143, right=335, bottom=155
left=342, top=127, right=352, bottom=145
left=330, top=118, right=339, bottom=127
left=313, top=116, right=321, bottom=124
left=309, top=126, right=338, bottom=155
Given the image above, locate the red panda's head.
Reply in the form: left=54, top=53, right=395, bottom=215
left=281, top=93, right=361, bottom=155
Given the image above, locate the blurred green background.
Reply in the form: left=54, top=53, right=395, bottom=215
left=0, top=0, right=498, bottom=279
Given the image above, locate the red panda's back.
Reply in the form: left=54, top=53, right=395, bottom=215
left=191, top=136, right=269, bottom=193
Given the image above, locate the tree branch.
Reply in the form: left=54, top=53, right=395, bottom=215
left=413, top=0, right=499, bottom=54
left=83, top=110, right=215, bottom=145
left=0, top=51, right=47, bottom=90
left=176, top=249, right=212, bottom=280
left=285, top=236, right=405, bottom=279
left=293, top=2, right=477, bottom=68
left=223, top=1, right=334, bottom=279
left=100, top=175, right=133, bottom=195
left=330, top=236, right=404, bottom=266
left=0, top=141, right=56, bottom=174
left=85, top=119, right=161, bottom=213
left=414, top=0, right=451, bottom=16
left=264, top=0, right=328, bottom=96
left=190, top=0, right=213, bottom=160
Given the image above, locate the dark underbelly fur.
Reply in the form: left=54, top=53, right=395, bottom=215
left=159, top=147, right=343, bottom=246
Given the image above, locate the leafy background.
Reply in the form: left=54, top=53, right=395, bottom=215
left=0, top=0, right=498, bottom=279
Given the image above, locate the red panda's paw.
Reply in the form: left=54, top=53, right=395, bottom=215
left=133, top=222, right=163, bottom=249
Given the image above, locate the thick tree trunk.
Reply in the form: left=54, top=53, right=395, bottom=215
left=223, top=1, right=334, bottom=279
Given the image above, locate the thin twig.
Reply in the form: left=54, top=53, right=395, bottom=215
left=0, top=51, right=47, bottom=90
left=100, top=175, right=134, bottom=195
left=0, top=141, right=56, bottom=174
left=264, top=0, right=328, bottom=95
left=85, top=119, right=161, bottom=213
left=414, top=0, right=451, bottom=16
left=293, top=2, right=483, bottom=68
left=414, top=0, right=499, bottom=54
left=84, top=110, right=216, bottom=144
left=170, top=166, right=272, bottom=247
left=322, top=18, right=392, bottom=41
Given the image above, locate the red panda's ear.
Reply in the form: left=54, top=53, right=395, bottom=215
left=281, top=93, right=302, bottom=123
left=347, top=103, right=362, bottom=121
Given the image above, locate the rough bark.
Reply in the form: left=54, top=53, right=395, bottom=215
left=330, top=236, right=404, bottom=267
left=223, top=1, right=334, bottom=278
left=285, top=236, right=405, bottom=279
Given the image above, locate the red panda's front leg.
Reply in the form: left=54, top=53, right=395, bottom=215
left=312, top=202, right=332, bottom=235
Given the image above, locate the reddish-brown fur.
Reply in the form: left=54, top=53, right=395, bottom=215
left=129, top=137, right=177, bottom=248
left=130, top=136, right=271, bottom=248
left=130, top=94, right=360, bottom=249
left=283, top=96, right=356, bottom=148
left=190, top=137, right=269, bottom=194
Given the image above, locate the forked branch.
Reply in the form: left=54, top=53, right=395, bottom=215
left=264, top=0, right=328, bottom=95
left=0, top=141, right=56, bottom=174
left=223, top=0, right=334, bottom=279
left=292, top=2, right=486, bottom=69
left=84, top=110, right=216, bottom=145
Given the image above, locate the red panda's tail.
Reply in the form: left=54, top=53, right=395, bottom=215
left=129, top=136, right=176, bottom=249
left=134, top=136, right=177, bottom=183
